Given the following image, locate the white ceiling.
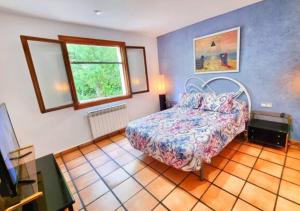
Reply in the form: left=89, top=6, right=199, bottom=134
left=0, top=0, right=262, bottom=37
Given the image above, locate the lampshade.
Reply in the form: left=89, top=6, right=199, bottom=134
left=157, top=74, right=166, bottom=95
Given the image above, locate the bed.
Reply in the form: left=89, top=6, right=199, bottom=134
left=126, top=77, right=251, bottom=179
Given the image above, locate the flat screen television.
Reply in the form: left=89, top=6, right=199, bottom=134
left=0, top=103, right=20, bottom=196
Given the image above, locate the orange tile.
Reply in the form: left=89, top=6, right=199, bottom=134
left=153, top=204, right=168, bottom=211
left=254, top=159, right=283, bottom=178
left=114, top=153, right=135, bottom=165
left=74, top=171, right=99, bottom=191
left=115, top=206, right=125, bottom=211
left=282, top=167, right=300, bottom=186
left=231, top=151, right=256, bottom=167
left=123, top=159, right=146, bottom=175
left=163, top=187, right=197, bottom=211
left=80, top=144, right=99, bottom=155
left=259, top=150, right=285, bottom=165
left=210, top=155, right=229, bottom=169
left=79, top=180, right=109, bottom=205
left=201, top=185, right=236, bottom=211
left=287, top=148, right=300, bottom=159
left=67, top=181, right=76, bottom=194
left=263, top=146, right=286, bottom=155
left=219, top=148, right=236, bottom=159
left=149, top=160, right=169, bottom=173
left=285, top=157, right=300, bottom=171
left=202, top=165, right=221, bottom=182
left=240, top=182, right=276, bottom=211
left=65, top=156, right=86, bottom=170
left=86, top=191, right=120, bottom=211
left=69, top=163, right=93, bottom=179
left=59, top=164, right=67, bottom=173
left=106, top=147, right=127, bottom=159
left=275, top=196, right=300, bottom=211
left=124, top=189, right=158, bottom=210
left=134, top=167, right=160, bottom=186
left=226, top=141, right=242, bottom=150
left=146, top=176, right=176, bottom=200
left=139, top=154, right=155, bottom=164
left=104, top=168, right=130, bottom=188
left=243, top=142, right=263, bottom=149
left=63, top=171, right=71, bottom=182
left=192, top=202, right=212, bottom=211
left=279, top=180, right=300, bottom=204
left=247, top=169, right=280, bottom=194
left=163, top=167, right=188, bottom=184
left=238, top=144, right=261, bottom=157
left=63, top=149, right=82, bottom=162
left=110, top=134, right=125, bottom=142
left=90, top=154, right=111, bottom=168
left=96, top=160, right=119, bottom=177
left=112, top=178, right=143, bottom=203
left=232, top=199, right=260, bottom=211
left=214, top=171, right=245, bottom=196
left=95, top=139, right=113, bottom=148
left=180, top=174, right=210, bottom=198
left=73, top=193, right=83, bottom=210
left=85, top=149, right=105, bottom=161
left=55, top=157, right=63, bottom=166
left=223, top=161, right=251, bottom=180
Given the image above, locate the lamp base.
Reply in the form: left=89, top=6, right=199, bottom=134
left=159, top=94, right=166, bottom=111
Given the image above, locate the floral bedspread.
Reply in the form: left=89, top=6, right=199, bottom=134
left=125, top=106, right=248, bottom=171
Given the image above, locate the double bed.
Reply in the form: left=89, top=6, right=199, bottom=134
left=126, top=77, right=251, bottom=179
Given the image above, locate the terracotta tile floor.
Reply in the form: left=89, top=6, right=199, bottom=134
left=56, top=133, right=300, bottom=211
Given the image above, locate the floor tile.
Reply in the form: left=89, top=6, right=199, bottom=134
left=80, top=144, right=99, bottom=155
left=59, top=164, right=67, bottom=173
left=285, top=156, right=300, bottom=171
left=279, top=180, right=300, bottom=204
left=102, top=143, right=121, bottom=153
left=254, top=159, right=283, bottom=178
left=214, top=171, right=245, bottom=196
left=63, top=149, right=82, bottom=162
left=163, top=187, right=197, bottom=211
left=86, top=191, right=120, bottom=211
left=163, top=167, right=188, bottom=184
left=85, top=149, right=105, bottom=161
left=226, top=141, right=242, bottom=150
left=114, top=153, right=136, bottom=165
left=282, top=167, right=300, bottom=186
left=202, top=165, right=221, bottom=182
left=106, top=147, right=127, bottom=159
left=128, top=148, right=144, bottom=157
left=63, top=171, right=71, bottom=182
left=67, top=181, right=76, bottom=194
left=73, top=193, right=83, bottom=210
left=180, top=174, right=210, bottom=198
left=124, top=189, right=158, bottom=210
left=259, top=150, right=285, bottom=165
left=79, top=180, right=109, bottom=206
left=210, top=155, right=229, bottom=169
left=95, top=139, right=113, bottom=148
left=192, top=202, right=212, bottom=211
left=104, top=168, right=130, bottom=188
left=134, top=167, right=160, bottom=186
left=201, top=185, right=236, bottom=211
left=112, top=178, right=143, bottom=203
left=123, top=159, right=146, bottom=175
left=219, top=148, right=236, bottom=159
left=55, top=157, right=63, bottom=166
left=231, top=151, right=256, bottom=167
left=240, top=182, right=276, bottom=211
left=223, top=161, right=251, bottom=180
left=247, top=169, right=280, bottom=193
left=263, top=146, right=286, bottom=155
left=238, top=144, right=261, bottom=157
left=153, top=204, right=168, bottom=211
left=74, top=170, right=100, bottom=191
left=275, top=196, right=300, bottom=211
left=90, top=154, right=111, bottom=168
left=110, top=134, right=125, bottom=142
left=65, top=156, right=87, bottom=170
left=287, top=148, right=300, bottom=159
left=232, top=199, right=260, bottom=211
left=243, top=141, right=263, bottom=149
left=146, top=176, right=176, bottom=200
left=149, top=160, right=170, bottom=173
left=139, top=154, right=154, bottom=164
left=96, top=160, right=119, bottom=177
left=69, top=163, right=93, bottom=179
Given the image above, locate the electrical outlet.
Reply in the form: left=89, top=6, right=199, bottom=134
left=261, top=102, right=272, bottom=108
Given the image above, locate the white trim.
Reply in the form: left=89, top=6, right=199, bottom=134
left=193, top=27, right=240, bottom=74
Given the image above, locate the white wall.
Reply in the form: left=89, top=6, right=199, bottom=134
left=0, top=12, right=160, bottom=157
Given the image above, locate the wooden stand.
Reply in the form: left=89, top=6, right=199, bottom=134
left=0, top=146, right=43, bottom=211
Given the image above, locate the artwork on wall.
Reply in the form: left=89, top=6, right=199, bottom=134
left=194, top=27, right=240, bottom=74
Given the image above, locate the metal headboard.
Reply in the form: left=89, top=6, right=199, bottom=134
left=184, top=76, right=252, bottom=117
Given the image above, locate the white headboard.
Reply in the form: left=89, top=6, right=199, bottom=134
left=184, top=76, right=252, bottom=117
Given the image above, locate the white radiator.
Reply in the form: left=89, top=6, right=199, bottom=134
left=88, top=104, right=129, bottom=139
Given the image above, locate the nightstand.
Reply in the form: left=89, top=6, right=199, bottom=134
left=247, top=111, right=291, bottom=152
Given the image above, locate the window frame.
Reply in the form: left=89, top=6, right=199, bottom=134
left=58, top=35, right=132, bottom=110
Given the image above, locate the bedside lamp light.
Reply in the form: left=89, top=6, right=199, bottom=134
left=157, top=74, right=166, bottom=111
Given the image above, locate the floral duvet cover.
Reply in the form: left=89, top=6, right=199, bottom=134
left=126, top=106, right=248, bottom=171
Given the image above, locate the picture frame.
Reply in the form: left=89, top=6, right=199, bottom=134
left=193, top=27, right=240, bottom=74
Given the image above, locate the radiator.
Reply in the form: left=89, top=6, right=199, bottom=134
left=88, top=104, right=129, bottom=139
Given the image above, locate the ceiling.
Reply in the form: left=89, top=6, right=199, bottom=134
left=0, top=0, right=262, bottom=37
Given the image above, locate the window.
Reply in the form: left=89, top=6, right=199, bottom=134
left=59, top=35, right=132, bottom=109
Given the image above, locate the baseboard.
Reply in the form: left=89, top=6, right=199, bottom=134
left=54, top=128, right=126, bottom=158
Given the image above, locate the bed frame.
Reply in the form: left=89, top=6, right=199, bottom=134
left=184, top=76, right=252, bottom=180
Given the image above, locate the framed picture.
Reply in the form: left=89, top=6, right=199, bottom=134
left=194, top=27, right=240, bottom=74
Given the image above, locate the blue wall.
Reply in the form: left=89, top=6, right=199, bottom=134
left=157, top=0, right=300, bottom=139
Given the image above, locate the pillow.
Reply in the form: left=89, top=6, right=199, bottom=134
left=201, top=92, right=235, bottom=113
left=178, top=92, right=203, bottom=109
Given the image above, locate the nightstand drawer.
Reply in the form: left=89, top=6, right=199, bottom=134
left=248, top=127, right=287, bottom=147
